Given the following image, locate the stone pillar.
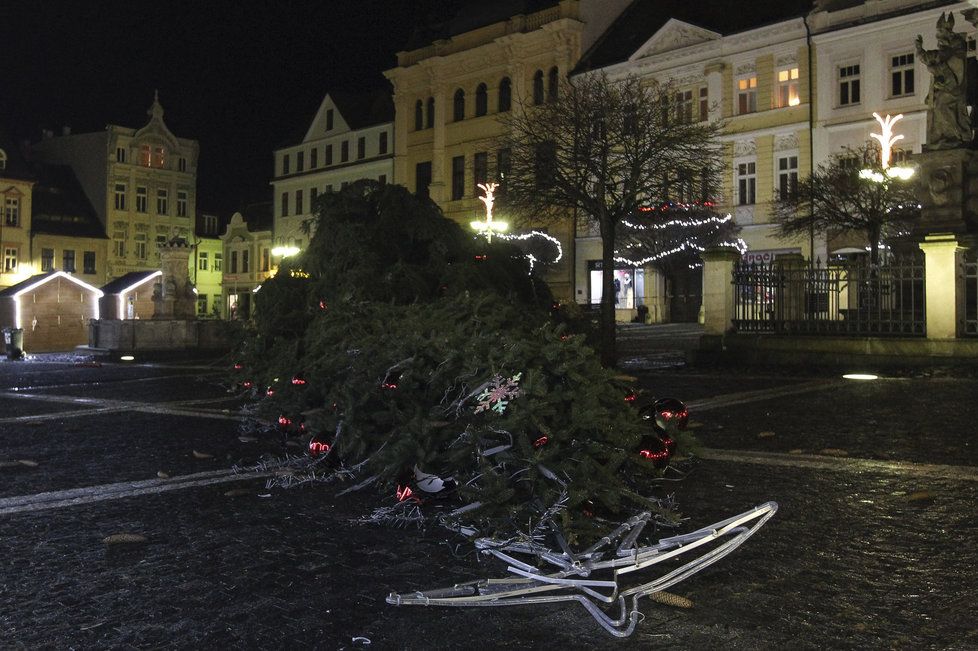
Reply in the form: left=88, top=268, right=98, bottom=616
left=153, top=237, right=197, bottom=320
left=776, top=252, right=807, bottom=325
left=914, top=148, right=978, bottom=233
left=918, top=233, right=966, bottom=339
left=704, top=62, right=724, bottom=122
left=429, top=82, right=447, bottom=205
left=700, top=248, right=740, bottom=335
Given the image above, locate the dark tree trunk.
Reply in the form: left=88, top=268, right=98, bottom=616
left=599, top=217, right=616, bottom=367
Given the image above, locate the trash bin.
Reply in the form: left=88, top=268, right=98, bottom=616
left=4, top=327, right=24, bottom=360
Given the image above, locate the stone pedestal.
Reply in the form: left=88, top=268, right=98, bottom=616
left=153, top=238, right=196, bottom=320
left=915, top=148, right=978, bottom=234
left=700, top=248, right=740, bottom=335
left=918, top=233, right=966, bottom=339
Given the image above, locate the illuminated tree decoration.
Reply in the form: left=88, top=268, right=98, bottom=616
left=308, top=438, right=331, bottom=457
left=473, top=372, right=523, bottom=415
left=470, top=182, right=508, bottom=242
left=864, top=112, right=914, bottom=181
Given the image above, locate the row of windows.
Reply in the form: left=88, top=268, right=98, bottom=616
left=736, top=155, right=799, bottom=205
left=414, top=67, right=560, bottom=130
left=113, top=184, right=190, bottom=217
left=225, top=248, right=271, bottom=274
left=114, top=145, right=189, bottom=172
left=197, top=251, right=223, bottom=271
left=37, top=248, right=98, bottom=274
left=281, top=132, right=389, bottom=176
left=441, top=149, right=511, bottom=201
left=279, top=174, right=388, bottom=216
left=112, top=229, right=188, bottom=259
left=735, top=55, right=911, bottom=115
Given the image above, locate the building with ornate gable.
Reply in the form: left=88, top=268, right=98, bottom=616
left=31, top=92, right=199, bottom=282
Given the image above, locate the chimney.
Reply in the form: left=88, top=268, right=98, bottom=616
left=62, top=126, right=72, bottom=136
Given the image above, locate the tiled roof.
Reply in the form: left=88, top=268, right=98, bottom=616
left=575, top=0, right=814, bottom=72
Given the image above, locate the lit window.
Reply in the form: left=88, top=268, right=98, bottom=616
left=737, top=161, right=756, bottom=205
left=838, top=64, right=861, bottom=106
left=140, top=144, right=151, bottom=166
left=154, top=147, right=165, bottom=167
left=891, top=53, right=914, bottom=97
left=777, top=67, right=800, bottom=108
left=737, top=76, right=757, bottom=114
left=199, top=252, right=209, bottom=270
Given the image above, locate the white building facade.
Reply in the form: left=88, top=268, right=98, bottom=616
left=271, top=90, right=394, bottom=262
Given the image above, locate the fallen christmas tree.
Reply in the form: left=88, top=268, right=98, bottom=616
left=232, top=181, right=693, bottom=541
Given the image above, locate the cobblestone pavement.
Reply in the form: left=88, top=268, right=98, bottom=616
left=1, top=351, right=976, bottom=649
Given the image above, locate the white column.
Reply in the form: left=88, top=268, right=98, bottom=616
left=700, top=248, right=740, bottom=335
left=919, top=234, right=965, bottom=339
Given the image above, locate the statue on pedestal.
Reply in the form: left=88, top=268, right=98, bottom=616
left=916, top=12, right=971, bottom=150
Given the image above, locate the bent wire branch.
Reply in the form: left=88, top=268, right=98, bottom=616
left=387, top=501, right=778, bottom=637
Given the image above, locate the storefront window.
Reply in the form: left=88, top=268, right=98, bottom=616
left=588, top=265, right=645, bottom=309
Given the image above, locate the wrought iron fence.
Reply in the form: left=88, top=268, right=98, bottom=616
left=965, top=250, right=978, bottom=336
left=732, top=255, right=925, bottom=336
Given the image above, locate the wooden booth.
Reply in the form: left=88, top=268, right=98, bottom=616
left=0, top=272, right=103, bottom=352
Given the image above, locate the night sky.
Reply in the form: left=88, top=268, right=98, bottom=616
left=0, top=0, right=480, bottom=215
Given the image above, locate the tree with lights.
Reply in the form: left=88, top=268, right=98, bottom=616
left=772, top=142, right=920, bottom=265
left=496, top=72, right=723, bottom=365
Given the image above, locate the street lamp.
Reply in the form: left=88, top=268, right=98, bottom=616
left=862, top=112, right=915, bottom=181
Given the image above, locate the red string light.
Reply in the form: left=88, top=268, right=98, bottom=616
left=532, top=435, right=549, bottom=449
left=624, top=392, right=637, bottom=403
left=233, top=363, right=243, bottom=371
left=278, top=415, right=292, bottom=427
left=381, top=382, right=398, bottom=390
left=242, top=380, right=253, bottom=389
left=266, top=387, right=275, bottom=397
left=396, top=484, right=419, bottom=502
left=291, top=375, right=307, bottom=386
left=308, top=440, right=331, bottom=456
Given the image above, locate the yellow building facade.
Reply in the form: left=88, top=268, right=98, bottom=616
left=0, top=130, right=35, bottom=289
left=385, top=1, right=631, bottom=300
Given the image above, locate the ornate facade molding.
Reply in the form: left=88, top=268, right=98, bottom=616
left=774, top=133, right=799, bottom=151
left=734, top=139, right=757, bottom=157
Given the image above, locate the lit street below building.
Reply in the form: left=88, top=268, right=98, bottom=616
left=1, top=347, right=975, bottom=648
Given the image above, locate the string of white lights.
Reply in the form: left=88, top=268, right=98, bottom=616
left=613, top=238, right=747, bottom=267
left=622, top=213, right=734, bottom=231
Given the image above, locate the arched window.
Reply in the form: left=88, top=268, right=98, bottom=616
left=498, top=77, right=512, bottom=112
left=453, top=88, right=465, bottom=122
left=533, top=70, right=545, bottom=105
left=475, top=83, right=488, bottom=117
left=414, top=100, right=423, bottom=131
left=426, top=97, right=435, bottom=128
left=548, top=66, right=559, bottom=101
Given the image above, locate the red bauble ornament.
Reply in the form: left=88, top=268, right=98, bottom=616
left=308, top=438, right=331, bottom=457
left=653, top=397, right=688, bottom=430
left=532, top=435, right=549, bottom=449
left=291, top=374, right=307, bottom=386
left=233, top=362, right=243, bottom=371
left=278, top=415, right=293, bottom=427
left=242, top=380, right=253, bottom=389
left=266, top=387, right=275, bottom=397
left=637, top=434, right=671, bottom=469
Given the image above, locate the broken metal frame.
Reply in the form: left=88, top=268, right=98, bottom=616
left=388, top=501, right=778, bottom=637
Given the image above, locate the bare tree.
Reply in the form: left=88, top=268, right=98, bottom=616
left=495, top=73, right=722, bottom=365
left=772, top=143, right=920, bottom=265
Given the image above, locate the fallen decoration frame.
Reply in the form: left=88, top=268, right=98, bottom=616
left=387, top=501, right=778, bottom=638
